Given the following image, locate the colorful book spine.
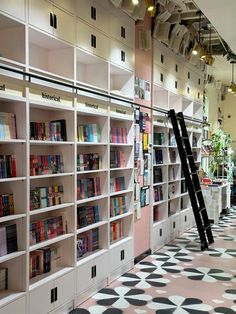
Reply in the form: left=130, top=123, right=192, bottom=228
left=76, top=228, right=99, bottom=259
left=77, top=153, right=100, bottom=172
left=0, top=155, right=17, bottom=178
left=30, top=215, right=66, bottom=245
left=110, top=127, right=127, bottom=144
left=0, top=193, right=14, bottom=217
left=77, top=205, right=99, bottom=228
left=77, top=177, right=101, bottom=200
left=30, top=155, right=64, bottom=176
left=77, top=124, right=101, bottom=143
left=110, top=176, right=125, bottom=193
left=110, top=195, right=126, bottom=217
left=0, top=112, right=17, bottom=140
left=30, top=185, right=63, bottom=211
left=30, top=119, right=67, bottom=141
left=110, top=150, right=126, bottom=168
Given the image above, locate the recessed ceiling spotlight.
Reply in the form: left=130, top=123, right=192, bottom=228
left=132, top=0, right=139, bottom=4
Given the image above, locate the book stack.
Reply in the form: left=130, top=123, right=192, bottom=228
left=153, top=168, right=162, bottom=184
left=153, top=205, right=159, bottom=222
left=77, top=124, right=101, bottom=142
left=77, top=153, right=100, bottom=172
left=110, top=195, right=126, bottom=217
left=110, top=127, right=127, bottom=143
left=30, top=155, right=64, bottom=176
left=0, top=268, right=8, bottom=291
left=169, top=150, right=176, bottom=163
left=0, top=155, right=16, bottom=178
left=153, top=149, right=163, bottom=164
left=168, top=183, right=176, bottom=199
left=77, top=177, right=101, bottom=200
left=110, top=176, right=125, bottom=193
left=0, top=224, right=18, bottom=257
left=77, top=205, right=99, bottom=228
left=30, top=119, right=67, bottom=141
left=0, top=112, right=17, bottom=140
left=154, top=132, right=165, bottom=145
left=30, top=215, right=67, bottom=245
left=30, top=246, right=59, bottom=278
left=0, top=193, right=14, bottom=217
left=77, top=228, right=99, bottom=258
left=154, top=186, right=163, bottom=202
left=110, top=220, right=123, bottom=242
left=30, top=185, right=63, bottom=211
left=110, top=150, right=126, bottom=168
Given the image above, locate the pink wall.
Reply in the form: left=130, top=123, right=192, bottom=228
left=134, top=12, right=153, bottom=257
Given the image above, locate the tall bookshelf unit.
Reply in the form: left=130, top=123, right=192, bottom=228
left=0, top=0, right=135, bottom=313
left=151, top=40, right=204, bottom=251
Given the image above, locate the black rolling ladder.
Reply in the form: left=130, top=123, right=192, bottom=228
left=168, top=109, right=214, bottom=251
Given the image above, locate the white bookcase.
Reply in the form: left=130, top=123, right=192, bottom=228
left=0, top=0, right=135, bottom=311
left=151, top=39, right=204, bottom=252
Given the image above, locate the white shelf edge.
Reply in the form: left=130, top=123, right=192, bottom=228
left=168, top=194, right=181, bottom=201
left=153, top=219, right=167, bottom=227
left=77, top=169, right=108, bottom=175
left=110, top=167, right=133, bottom=171
left=0, top=177, right=26, bottom=183
left=153, top=145, right=168, bottom=148
left=30, top=203, right=74, bottom=216
left=77, top=142, right=107, bottom=146
left=110, top=211, right=133, bottom=222
left=76, top=248, right=108, bottom=267
left=181, top=192, right=189, bottom=196
left=29, top=100, right=74, bottom=111
left=0, top=139, right=26, bottom=144
left=153, top=164, right=168, bottom=167
left=110, top=189, right=133, bottom=196
left=168, top=178, right=181, bottom=183
left=29, top=267, right=74, bottom=291
left=76, top=108, right=108, bottom=117
left=110, top=236, right=132, bottom=250
left=76, top=194, right=108, bottom=205
left=76, top=221, right=108, bottom=234
left=30, top=140, right=74, bottom=145
left=153, top=200, right=167, bottom=206
left=0, top=251, right=26, bottom=263
left=0, top=291, right=26, bottom=308
left=0, top=213, right=26, bottom=223
left=110, top=143, right=133, bottom=147
left=29, top=233, right=74, bottom=252
left=30, top=172, right=74, bottom=179
left=153, top=181, right=167, bottom=186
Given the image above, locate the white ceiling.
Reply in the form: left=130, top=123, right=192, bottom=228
left=194, top=0, right=236, bottom=85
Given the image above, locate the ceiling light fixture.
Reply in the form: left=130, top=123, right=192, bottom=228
left=132, top=0, right=139, bottom=5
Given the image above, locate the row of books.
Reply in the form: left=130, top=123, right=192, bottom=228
left=0, top=155, right=17, bottom=179
left=110, top=150, right=126, bottom=168
left=168, top=183, right=177, bottom=199
left=110, top=176, right=125, bottom=193
left=30, top=185, right=63, bottom=211
left=153, top=168, right=163, bottom=184
left=110, top=127, right=127, bottom=144
left=30, top=155, right=64, bottom=176
left=181, top=180, right=187, bottom=193
left=77, top=228, right=99, bottom=258
left=77, top=124, right=101, bottom=143
left=77, top=205, right=99, bottom=229
left=30, top=246, right=59, bottom=279
left=110, top=195, right=126, bottom=217
left=0, top=268, right=8, bottom=291
left=154, top=186, right=163, bottom=202
left=77, top=177, right=101, bottom=200
left=0, top=112, right=17, bottom=140
left=30, top=215, right=66, bottom=245
left=77, top=153, right=100, bottom=172
left=0, top=193, right=14, bottom=217
left=110, top=220, right=123, bottom=242
left=30, top=119, right=67, bottom=141
left=153, top=149, right=163, bottom=165
left=0, top=224, right=17, bottom=257
left=154, top=132, right=165, bottom=145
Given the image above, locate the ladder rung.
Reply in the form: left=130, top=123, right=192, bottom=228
left=199, top=207, right=206, bottom=212
left=191, top=172, right=197, bottom=175
left=187, top=154, right=193, bottom=157
left=204, top=224, right=211, bottom=231
left=182, top=137, right=189, bottom=140
left=196, top=190, right=202, bottom=193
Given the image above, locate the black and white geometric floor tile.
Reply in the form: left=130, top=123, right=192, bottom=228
left=205, top=248, right=236, bottom=258
left=135, top=260, right=183, bottom=275
left=181, top=267, right=233, bottom=282
left=117, top=272, right=170, bottom=289
left=150, top=250, right=194, bottom=263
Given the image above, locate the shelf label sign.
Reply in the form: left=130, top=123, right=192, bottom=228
left=110, top=106, right=133, bottom=119
left=0, top=81, right=23, bottom=97
left=29, top=88, right=72, bottom=106
left=78, top=100, right=108, bottom=113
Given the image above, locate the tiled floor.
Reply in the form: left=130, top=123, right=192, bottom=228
left=71, top=209, right=236, bottom=313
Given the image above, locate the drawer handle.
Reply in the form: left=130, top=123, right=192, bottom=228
left=50, top=12, right=53, bottom=27
left=53, top=14, right=57, bottom=29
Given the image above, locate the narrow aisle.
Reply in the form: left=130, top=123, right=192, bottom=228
left=71, top=209, right=236, bottom=314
